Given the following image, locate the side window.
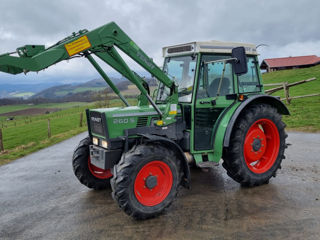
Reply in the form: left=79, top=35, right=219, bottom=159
left=197, top=55, right=234, bottom=99
left=238, top=57, right=260, bottom=93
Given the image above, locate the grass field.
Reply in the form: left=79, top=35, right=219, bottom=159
left=0, top=99, right=138, bottom=165
left=0, top=103, right=92, bottom=165
left=55, top=87, right=106, bottom=96
left=0, top=102, right=90, bottom=115
left=262, top=64, right=320, bottom=132
left=11, top=92, right=34, bottom=98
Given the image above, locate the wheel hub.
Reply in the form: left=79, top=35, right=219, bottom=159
left=252, top=138, right=262, bottom=152
left=145, top=175, right=158, bottom=189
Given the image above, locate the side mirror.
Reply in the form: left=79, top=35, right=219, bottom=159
left=231, top=47, right=248, bottom=75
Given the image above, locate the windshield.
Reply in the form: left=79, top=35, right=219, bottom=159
left=157, top=55, right=197, bottom=102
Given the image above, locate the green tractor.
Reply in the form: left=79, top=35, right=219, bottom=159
left=0, top=22, right=288, bottom=219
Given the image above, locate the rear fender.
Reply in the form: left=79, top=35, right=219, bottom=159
left=223, top=95, right=290, bottom=147
left=212, top=95, right=289, bottom=162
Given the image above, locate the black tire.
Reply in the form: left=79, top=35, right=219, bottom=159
left=111, top=143, right=181, bottom=220
left=222, top=104, right=287, bottom=187
left=72, top=137, right=111, bottom=190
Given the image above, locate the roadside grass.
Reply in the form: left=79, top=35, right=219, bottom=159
left=262, top=65, right=320, bottom=132
left=0, top=105, right=90, bottom=165
left=0, top=128, right=86, bottom=165
left=281, top=96, right=320, bottom=132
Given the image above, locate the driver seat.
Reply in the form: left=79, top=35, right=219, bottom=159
left=208, top=77, right=230, bottom=97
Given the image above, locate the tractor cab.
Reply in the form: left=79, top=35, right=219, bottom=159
left=158, top=40, right=260, bottom=103
left=158, top=41, right=261, bottom=154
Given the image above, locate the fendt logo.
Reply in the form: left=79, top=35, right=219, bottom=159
left=91, top=117, right=102, bottom=123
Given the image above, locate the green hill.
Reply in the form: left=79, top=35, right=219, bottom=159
left=262, top=65, right=320, bottom=132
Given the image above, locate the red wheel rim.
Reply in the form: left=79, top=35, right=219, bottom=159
left=88, top=157, right=112, bottom=179
left=243, top=119, right=280, bottom=174
left=134, top=161, right=173, bottom=207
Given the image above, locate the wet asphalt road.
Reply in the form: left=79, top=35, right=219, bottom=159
left=0, top=132, right=320, bottom=240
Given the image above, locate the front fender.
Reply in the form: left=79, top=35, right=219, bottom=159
left=212, top=102, right=241, bottom=162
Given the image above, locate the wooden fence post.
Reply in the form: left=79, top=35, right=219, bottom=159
left=79, top=112, right=83, bottom=127
left=48, top=119, right=51, bottom=138
left=0, top=128, right=4, bottom=152
left=283, top=82, right=291, bottom=104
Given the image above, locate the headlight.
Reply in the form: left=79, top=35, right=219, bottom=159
left=101, top=140, right=108, bottom=149
left=92, top=137, right=99, bottom=145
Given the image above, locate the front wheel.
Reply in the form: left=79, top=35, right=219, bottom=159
left=222, top=104, right=287, bottom=187
left=72, top=137, right=112, bottom=190
left=111, top=144, right=181, bottom=220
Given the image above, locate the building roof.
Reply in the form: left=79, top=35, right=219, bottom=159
left=162, top=40, right=257, bottom=57
left=261, top=55, right=320, bottom=68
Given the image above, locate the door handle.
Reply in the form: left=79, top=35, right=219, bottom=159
left=199, top=100, right=216, bottom=105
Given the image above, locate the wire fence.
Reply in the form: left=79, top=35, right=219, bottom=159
left=0, top=111, right=86, bottom=152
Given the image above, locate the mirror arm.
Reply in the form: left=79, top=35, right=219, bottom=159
left=204, top=57, right=238, bottom=65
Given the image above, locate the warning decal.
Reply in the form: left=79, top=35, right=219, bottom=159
left=65, top=35, right=91, bottom=56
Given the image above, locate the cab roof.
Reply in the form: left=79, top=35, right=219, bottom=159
left=162, top=40, right=257, bottom=57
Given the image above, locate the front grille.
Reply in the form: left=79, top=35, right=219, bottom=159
left=89, top=111, right=105, bottom=136
left=136, top=116, right=148, bottom=127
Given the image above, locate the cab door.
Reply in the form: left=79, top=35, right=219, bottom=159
left=193, top=55, right=236, bottom=151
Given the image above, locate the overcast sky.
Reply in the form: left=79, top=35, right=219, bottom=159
left=0, top=0, right=319, bottom=85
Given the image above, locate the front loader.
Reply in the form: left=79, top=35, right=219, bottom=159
left=0, top=22, right=289, bottom=219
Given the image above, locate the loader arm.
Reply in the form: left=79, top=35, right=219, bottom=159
left=0, top=22, right=178, bottom=118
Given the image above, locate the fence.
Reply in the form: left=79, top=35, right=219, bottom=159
left=0, top=112, right=85, bottom=152
left=264, top=77, right=319, bottom=104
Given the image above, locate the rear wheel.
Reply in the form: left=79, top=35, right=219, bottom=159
left=222, top=104, right=287, bottom=186
left=111, top=144, right=181, bottom=220
left=72, top=137, right=112, bottom=190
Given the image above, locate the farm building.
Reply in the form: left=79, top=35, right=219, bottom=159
left=260, top=55, right=320, bottom=72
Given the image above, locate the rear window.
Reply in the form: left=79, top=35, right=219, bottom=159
left=238, top=56, right=261, bottom=93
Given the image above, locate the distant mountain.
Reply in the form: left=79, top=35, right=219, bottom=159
left=0, top=74, right=158, bottom=101
left=31, top=77, right=126, bottom=99
left=0, top=82, right=59, bottom=93
left=0, top=82, right=59, bottom=98
left=77, top=78, right=125, bottom=88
